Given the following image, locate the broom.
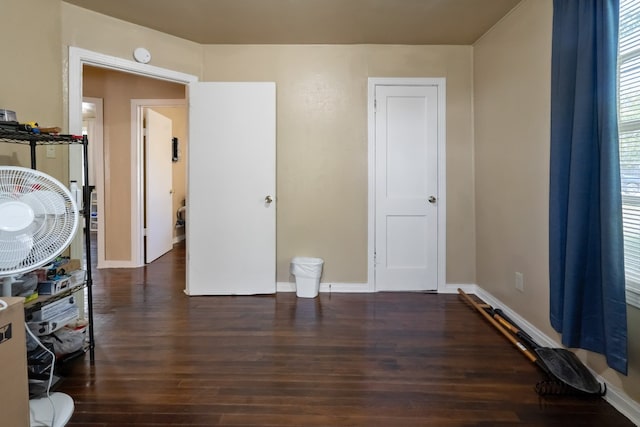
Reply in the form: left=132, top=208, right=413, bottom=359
left=458, top=288, right=605, bottom=396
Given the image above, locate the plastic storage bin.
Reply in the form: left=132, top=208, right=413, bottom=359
left=290, top=257, right=324, bottom=298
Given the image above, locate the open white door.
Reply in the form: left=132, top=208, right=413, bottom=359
left=145, top=108, right=174, bottom=263
left=187, top=82, right=276, bottom=295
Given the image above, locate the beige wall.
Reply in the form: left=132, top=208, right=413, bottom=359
left=2, top=0, right=62, bottom=128
left=202, top=45, right=475, bottom=284
left=0, top=0, right=68, bottom=182
left=83, top=66, right=185, bottom=260
left=60, top=3, right=203, bottom=79
left=474, top=0, right=552, bottom=336
left=29, top=1, right=477, bottom=285
left=474, top=0, right=639, bottom=402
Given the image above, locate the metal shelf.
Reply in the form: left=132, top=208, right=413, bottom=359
left=0, top=129, right=84, bottom=145
left=1, top=130, right=95, bottom=363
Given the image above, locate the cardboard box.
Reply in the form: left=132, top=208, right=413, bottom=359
left=64, top=259, right=82, bottom=273
left=67, top=269, right=86, bottom=288
left=28, top=307, right=79, bottom=336
left=33, top=258, right=82, bottom=282
left=27, top=294, right=76, bottom=322
left=0, top=297, right=30, bottom=426
left=37, top=276, right=71, bottom=295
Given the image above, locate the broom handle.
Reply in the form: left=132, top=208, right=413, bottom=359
left=495, top=314, right=519, bottom=334
left=458, top=289, right=537, bottom=363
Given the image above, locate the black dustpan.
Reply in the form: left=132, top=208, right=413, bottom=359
left=535, top=347, right=604, bottom=395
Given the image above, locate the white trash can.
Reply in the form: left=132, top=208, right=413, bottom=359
left=290, top=257, right=324, bottom=298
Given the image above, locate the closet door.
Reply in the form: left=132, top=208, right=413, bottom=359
left=374, top=84, right=440, bottom=292
left=186, top=82, right=276, bottom=295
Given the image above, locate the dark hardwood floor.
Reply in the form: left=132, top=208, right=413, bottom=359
left=57, top=241, right=634, bottom=426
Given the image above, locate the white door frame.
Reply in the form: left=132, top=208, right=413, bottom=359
left=68, top=47, right=197, bottom=268
left=82, top=97, right=105, bottom=268
left=367, top=77, right=447, bottom=293
left=131, top=99, right=186, bottom=266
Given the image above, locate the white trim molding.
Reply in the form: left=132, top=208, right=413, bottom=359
left=277, top=282, right=373, bottom=294
left=277, top=282, right=475, bottom=295
left=97, top=260, right=139, bottom=269
left=82, top=97, right=106, bottom=269
left=439, top=283, right=476, bottom=294
left=367, top=77, right=446, bottom=294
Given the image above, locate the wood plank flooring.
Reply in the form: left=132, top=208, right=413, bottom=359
left=57, top=241, right=634, bottom=426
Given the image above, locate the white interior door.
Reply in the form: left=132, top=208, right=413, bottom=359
left=187, top=82, right=276, bottom=295
left=145, top=108, right=174, bottom=263
left=375, top=85, right=439, bottom=291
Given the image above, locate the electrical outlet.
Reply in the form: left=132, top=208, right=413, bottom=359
left=515, top=272, right=524, bottom=292
left=46, top=146, right=56, bottom=158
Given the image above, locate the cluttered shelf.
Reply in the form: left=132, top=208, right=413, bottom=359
left=19, top=256, right=84, bottom=297
left=23, top=283, right=86, bottom=317
left=1, top=109, right=90, bottom=424
left=0, top=127, right=84, bottom=145
left=21, top=257, right=90, bottom=401
left=19, top=256, right=87, bottom=329
left=22, top=257, right=91, bottom=399
left=1, top=122, right=95, bottom=365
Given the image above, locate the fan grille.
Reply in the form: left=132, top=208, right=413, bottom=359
left=0, top=166, right=79, bottom=276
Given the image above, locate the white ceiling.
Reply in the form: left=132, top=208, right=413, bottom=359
left=62, top=0, right=522, bottom=45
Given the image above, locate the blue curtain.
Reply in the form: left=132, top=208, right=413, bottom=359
left=549, top=0, right=627, bottom=374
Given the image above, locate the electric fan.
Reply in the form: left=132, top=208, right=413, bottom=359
left=0, top=166, right=79, bottom=297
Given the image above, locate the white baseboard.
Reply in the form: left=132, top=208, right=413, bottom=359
left=173, top=234, right=186, bottom=244
left=471, top=286, right=640, bottom=426
left=278, top=282, right=476, bottom=294
left=277, top=282, right=296, bottom=293
left=439, top=283, right=476, bottom=294
left=277, top=281, right=372, bottom=294
left=96, top=260, right=140, bottom=269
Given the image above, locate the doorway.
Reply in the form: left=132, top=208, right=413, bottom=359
left=132, top=100, right=188, bottom=265
left=73, top=60, right=190, bottom=268
left=68, top=47, right=278, bottom=296
left=367, top=78, right=446, bottom=292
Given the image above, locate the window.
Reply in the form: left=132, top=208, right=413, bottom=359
left=619, top=0, right=640, bottom=307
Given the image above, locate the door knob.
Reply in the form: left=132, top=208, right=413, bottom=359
left=265, top=195, right=273, bottom=204
left=428, top=196, right=437, bottom=204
